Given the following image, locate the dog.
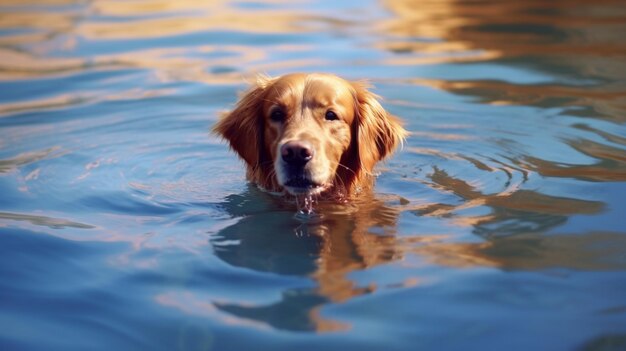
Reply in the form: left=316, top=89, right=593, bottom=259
left=213, top=73, right=406, bottom=200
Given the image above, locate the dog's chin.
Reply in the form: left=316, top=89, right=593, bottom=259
left=282, top=178, right=328, bottom=196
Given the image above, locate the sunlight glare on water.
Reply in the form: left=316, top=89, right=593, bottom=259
left=1, top=0, right=626, bottom=350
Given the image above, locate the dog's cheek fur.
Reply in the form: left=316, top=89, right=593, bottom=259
left=213, top=85, right=264, bottom=167
left=352, top=83, right=406, bottom=172
left=332, top=81, right=407, bottom=194
left=333, top=121, right=360, bottom=192
left=264, top=125, right=280, bottom=165
left=213, top=82, right=278, bottom=190
left=325, top=122, right=352, bottom=171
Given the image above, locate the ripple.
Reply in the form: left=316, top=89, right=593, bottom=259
left=519, top=138, right=626, bottom=182
left=0, top=211, right=94, bottom=229
left=408, top=146, right=529, bottom=198
left=79, top=192, right=181, bottom=216
left=405, top=141, right=607, bottom=238
left=416, top=79, right=626, bottom=123
left=0, top=147, right=63, bottom=174
left=410, top=231, right=626, bottom=271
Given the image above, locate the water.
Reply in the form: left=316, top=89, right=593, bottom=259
left=1, top=0, right=626, bottom=350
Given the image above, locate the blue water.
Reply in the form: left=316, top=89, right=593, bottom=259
left=1, top=1, right=626, bottom=350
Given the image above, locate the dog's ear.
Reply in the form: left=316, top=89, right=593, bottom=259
left=351, top=81, right=407, bottom=173
left=213, top=76, right=274, bottom=168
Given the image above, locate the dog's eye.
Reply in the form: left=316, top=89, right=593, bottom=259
left=325, top=110, right=339, bottom=121
left=270, top=109, right=286, bottom=122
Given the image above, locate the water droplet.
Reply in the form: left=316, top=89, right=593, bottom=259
left=294, top=194, right=319, bottom=220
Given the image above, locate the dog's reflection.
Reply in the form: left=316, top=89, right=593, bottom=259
left=208, top=183, right=624, bottom=332
left=210, top=186, right=401, bottom=331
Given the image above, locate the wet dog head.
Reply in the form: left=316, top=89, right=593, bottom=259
left=214, top=73, right=406, bottom=197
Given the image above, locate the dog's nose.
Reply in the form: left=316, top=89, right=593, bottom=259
left=281, top=141, right=314, bottom=166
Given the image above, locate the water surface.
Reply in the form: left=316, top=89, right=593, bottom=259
left=1, top=1, right=626, bottom=350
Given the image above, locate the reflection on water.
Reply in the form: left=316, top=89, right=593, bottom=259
left=1, top=0, right=626, bottom=349
left=0, top=0, right=332, bottom=84
left=523, top=138, right=626, bottom=182
left=207, top=186, right=626, bottom=332
left=210, top=188, right=402, bottom=331
left=420, top=166, right=605, bottom=236
left=380, top=0, right=626, bottom=123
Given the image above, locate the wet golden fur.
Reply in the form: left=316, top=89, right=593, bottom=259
left=213, top=73, right=406, bottom=199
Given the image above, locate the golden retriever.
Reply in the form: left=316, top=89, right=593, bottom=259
left=213, top=73, right=406, bottom=200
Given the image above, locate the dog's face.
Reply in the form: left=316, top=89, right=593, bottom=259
left=263, top=74, right=356, bottom=195
left=214, top=73, right=406, bottom=197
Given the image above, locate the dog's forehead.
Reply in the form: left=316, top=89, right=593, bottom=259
left=268, top=74, right=353, bottom=107
left=305, top=76, right=354, bottom=105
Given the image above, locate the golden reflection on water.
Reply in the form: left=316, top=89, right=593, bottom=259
left=208, top=186, right=624, bottom=331
left=83, top=1, right=312, bottom=39
left=412, top=231, right=626, bottom=271
left=381, top=0, right=626, bottom=61
left=523, top=138, right=626, bottom=182
left=0, top=0, right=323, bottom=85
left=4, top=0, right=625, bottom=110
left=379, top=0, right=626, bottom=121
left=208, top=193, right=406, bottom=331
left=0, top=211, right=94, bottom=229
left=0, top=146, right=63, bottom=173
